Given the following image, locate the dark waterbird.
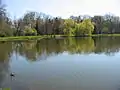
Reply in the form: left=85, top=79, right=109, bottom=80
left=10, top=73, right=15, bottom=77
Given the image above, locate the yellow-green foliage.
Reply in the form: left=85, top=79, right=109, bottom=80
left=64, top=37, right=95, bottom=53
left=24, top=26, right=37, bottom=36
left=79, top=19, right=94, bottom=35
left=63, top=19, right=94, bottom=36
left=63, top=19, right=75, bottom=36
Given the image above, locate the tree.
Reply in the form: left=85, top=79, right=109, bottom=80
left=0, top=0, right=13, bottom=37
left=35, top=15, right=44, bottom=35
left=2, top=0, right=120, bottom=37
left=13, top=18, right=25, bottom=36
left=78, top=19, right=94, bottom=36
left=24, top=25, right=37, bottom=36
left=23, top=11, right=37, bottom=28
left=63, top=19, right=76, bottom=36
left=92, top=16, right=104, bottom=34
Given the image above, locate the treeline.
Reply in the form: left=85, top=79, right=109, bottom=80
left=1, top=2, right=120, bottom=36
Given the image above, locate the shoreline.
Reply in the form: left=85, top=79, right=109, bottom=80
left=0, top=34, right=120, bottom=41
left=0, top=36, right=47, bottom=41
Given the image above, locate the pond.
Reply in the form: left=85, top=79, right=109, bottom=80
left=0, top=37, right=120, bottom=90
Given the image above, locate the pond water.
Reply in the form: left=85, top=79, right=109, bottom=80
left=0, top=37, right=120, bottom=90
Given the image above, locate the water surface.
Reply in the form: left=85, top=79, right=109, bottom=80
left=0, top=37, right=120, bottom=90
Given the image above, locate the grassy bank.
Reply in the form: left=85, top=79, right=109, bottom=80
left=0, top=36, right=50, bottom=41
left=91, top=34, right=120, bottom=37
left=56, top=34, right=120, bottom=37
left=0, top=34, right=120, bottom=41
left=0, top=35, right=68, bottom=41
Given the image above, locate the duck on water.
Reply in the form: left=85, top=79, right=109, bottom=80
left=10, top=73, right=15, bottom=77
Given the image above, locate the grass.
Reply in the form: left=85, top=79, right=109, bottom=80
left=55, top=34, right=120, bottom=37
left=91, top=34, right=120, bottom=37
left=0, top=36, right=48, bottom=41
left=0, top=34, right=120, bottom=41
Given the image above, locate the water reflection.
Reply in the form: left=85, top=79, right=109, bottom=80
left=0, top=37, right=120, bottom=62
left=12, top=37, right=120, bottom=61
left=0, top=37, right=120, bottom=89
left=94, top=37, right=120, bottom=55
left=0, top=42, right=12, bottom=87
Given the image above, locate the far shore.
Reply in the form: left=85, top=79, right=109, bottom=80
left=0, top=34, right=120, bottom=41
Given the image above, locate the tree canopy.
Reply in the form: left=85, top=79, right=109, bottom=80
left=1, top=1, right=120, bottom=37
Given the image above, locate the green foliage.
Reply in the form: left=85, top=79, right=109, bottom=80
left=102, top=27, right=109, bottom=33
left=79, top=19, right=94, bottom=36
left=75, top=23, right=83, bottom=36
left=63, top=19, right=75, bottom=36
left=1, top=5, right=120, bottom=37
left=24, top=26, right=37, bottom=36
left=75, top=19, right=94, bottom=36
left=0, top=24, right=14, bottom=37
left=63, top=19, right=94, bottom=36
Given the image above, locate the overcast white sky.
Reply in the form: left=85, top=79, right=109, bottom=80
left=5, top=0, right=120, bottom=19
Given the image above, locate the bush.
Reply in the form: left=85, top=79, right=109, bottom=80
left=0, top=25, right=14, bottom=37
left=24, top=26, right=37, bottom=36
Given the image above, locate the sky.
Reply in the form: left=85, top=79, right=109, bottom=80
left=5, top=0, right=120, bottom=19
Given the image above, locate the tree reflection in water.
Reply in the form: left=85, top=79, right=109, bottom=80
left=0, top=37, right=120, bottom=89
left=0, top=42, right=12, bottom=87
left=11, top=37, right=120, bottom=62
